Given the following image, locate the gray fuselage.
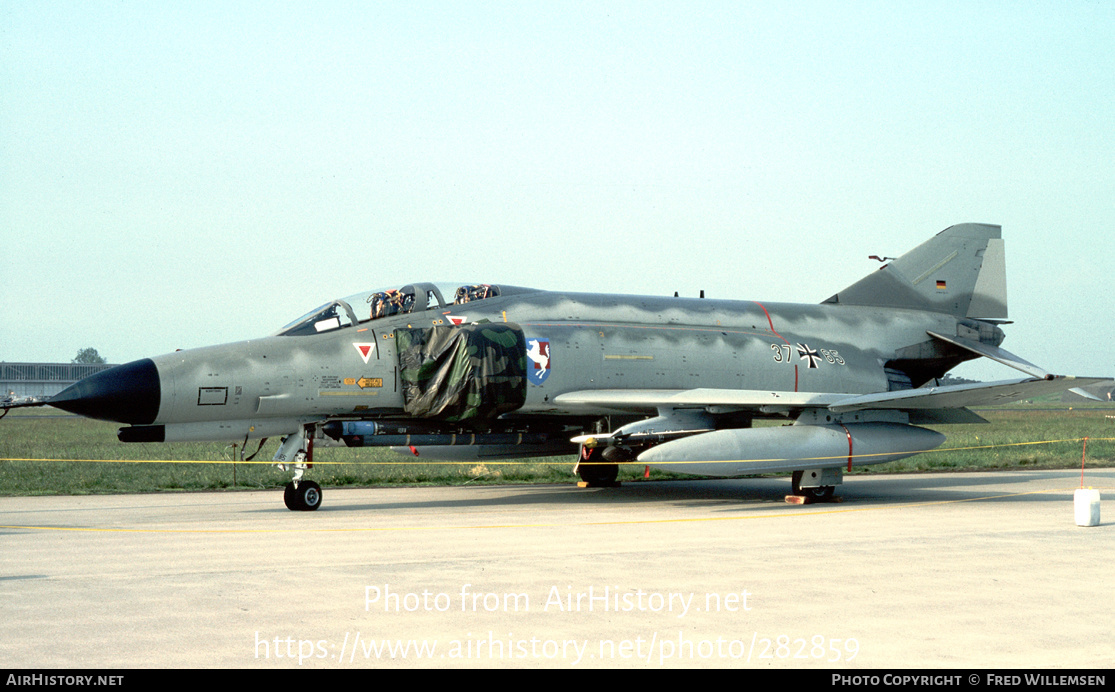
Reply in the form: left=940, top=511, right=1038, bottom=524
left=136, top=286, right=975, bottom=442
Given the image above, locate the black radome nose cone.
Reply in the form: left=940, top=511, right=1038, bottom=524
left=50, top=358, right=161, bottom=425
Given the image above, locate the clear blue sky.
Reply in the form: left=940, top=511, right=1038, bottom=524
left=2, top=1, right=1112, bottom=382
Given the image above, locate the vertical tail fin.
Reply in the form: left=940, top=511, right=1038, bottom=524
left=822, top=223, right=1007, bottom=319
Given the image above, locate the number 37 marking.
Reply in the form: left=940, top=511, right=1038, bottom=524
left=771, top=343, right=845, bottom=366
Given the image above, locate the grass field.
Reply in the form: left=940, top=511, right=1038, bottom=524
left=1, top=407, right=1113, bottom=496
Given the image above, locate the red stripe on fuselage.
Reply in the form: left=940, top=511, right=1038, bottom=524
left=753, top=301, right=798, bottom=392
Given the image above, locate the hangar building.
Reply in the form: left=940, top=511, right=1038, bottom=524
left=1, top=362, right=117, bottom=399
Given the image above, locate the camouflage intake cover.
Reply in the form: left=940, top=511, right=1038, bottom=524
left=395, top=323, right=527, bottom=422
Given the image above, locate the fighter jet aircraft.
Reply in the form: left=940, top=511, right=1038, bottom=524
left=4, top=223, right=1107, bottom=510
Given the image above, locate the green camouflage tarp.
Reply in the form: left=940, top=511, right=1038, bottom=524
left=395, top=323, right=527, bottom=423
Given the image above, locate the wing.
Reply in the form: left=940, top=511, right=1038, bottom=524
left=553, top=388, right=844, bottom=415
left=554, top=376, right=1111, bottom=418
left=557, top=376, right=1110, bottom=477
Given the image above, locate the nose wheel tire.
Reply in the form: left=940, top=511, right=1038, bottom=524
left=284, top=480, right=323, bottom=511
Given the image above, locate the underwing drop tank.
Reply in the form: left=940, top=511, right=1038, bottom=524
left=636, top=423, right=946, bottom=477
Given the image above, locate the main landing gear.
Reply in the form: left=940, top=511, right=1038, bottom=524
left=275, top=428, right=323, bottom=511
left=575, top=446, right=620, bottom=487
left=791, top=469, right=838, bottom=503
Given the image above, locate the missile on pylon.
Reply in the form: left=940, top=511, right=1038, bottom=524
left=322, top=420, right=578, bottom=459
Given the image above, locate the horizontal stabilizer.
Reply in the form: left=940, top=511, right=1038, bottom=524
left=927, top=331, right=1047, bottom=378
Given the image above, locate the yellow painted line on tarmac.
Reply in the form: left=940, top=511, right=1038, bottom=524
left=1, top=485, right=1107, bottom=535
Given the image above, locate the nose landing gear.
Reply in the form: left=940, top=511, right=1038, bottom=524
left=275, top=427, right=323, bottom=511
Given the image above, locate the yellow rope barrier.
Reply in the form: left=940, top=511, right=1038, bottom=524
left=2, top=437, right=1113, bottom=466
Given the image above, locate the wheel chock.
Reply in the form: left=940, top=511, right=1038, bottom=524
left=785, top=494, right=843, bottom=505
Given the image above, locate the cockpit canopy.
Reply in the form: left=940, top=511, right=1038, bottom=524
left=277, top=283, right=522, bottom=337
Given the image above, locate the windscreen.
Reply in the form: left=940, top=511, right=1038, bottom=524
left=277, top=283, right=506, bottom=336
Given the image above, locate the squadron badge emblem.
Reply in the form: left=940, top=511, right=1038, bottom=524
left=526, top=338, right=551, bottom=385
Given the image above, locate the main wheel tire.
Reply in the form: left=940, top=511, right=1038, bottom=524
left=802, top=485, right=835, bottom=501
left=577, top=448, right=619, bottom=486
